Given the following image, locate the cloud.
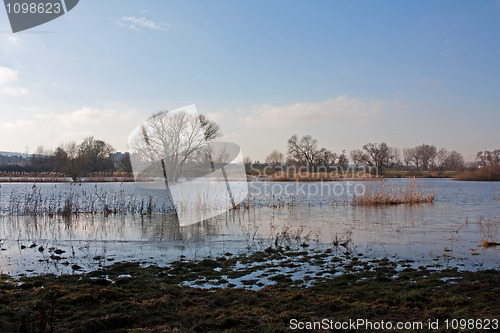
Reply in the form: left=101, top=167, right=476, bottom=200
left=0, top=120, right=35, bottom=130
left=6, top=35, right=21, bottom=45
left=0, top=66, right=18, bottom=86
left=1, top=86, right=28, bottom=96
left=0, top=66, right=28, bottom=97
left=55, top=106, right=136, bottom=128
left=0, top=104, right=143, bottom=153
left=119, top=16, right=169, bottom=30
left=240, top=96, right=384, bottom=128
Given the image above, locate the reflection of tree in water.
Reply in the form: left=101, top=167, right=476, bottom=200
left=140, top=214, right=223, bottom=243
left=136, top=211, right=261, bottom=244
left=140, top=214, right=182, bottom=242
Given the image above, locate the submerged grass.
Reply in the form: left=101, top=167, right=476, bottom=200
left=1, top=184, right=173, bottom=218
left=0, top=249, right=498, bottom=332
left=351, top=178, right=435, bottom=207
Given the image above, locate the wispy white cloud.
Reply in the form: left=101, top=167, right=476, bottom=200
left=119, top=16, right=170, bottom=31
left=240, top=96, right=384, bottom=128
left=56, top=107, right=118, bottom=128
left=0, top=66, right=28, bottom=97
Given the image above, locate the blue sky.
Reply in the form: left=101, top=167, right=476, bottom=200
left=1, top=0, right=499, bottom=161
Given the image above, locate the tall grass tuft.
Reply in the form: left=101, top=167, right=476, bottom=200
left=352, top=178, right=435, bottom=207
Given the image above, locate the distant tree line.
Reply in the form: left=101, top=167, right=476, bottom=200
left=1, top=111, right=222, bottom=182
left=0, top=137, right=132, bottom=181
left=245, top=134, right=500, bottom=175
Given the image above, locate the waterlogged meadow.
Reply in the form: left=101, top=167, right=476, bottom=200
left=0, top=179, right=499, bottom=277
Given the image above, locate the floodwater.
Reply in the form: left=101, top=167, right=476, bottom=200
left=0, top=179, right=499, bottom=276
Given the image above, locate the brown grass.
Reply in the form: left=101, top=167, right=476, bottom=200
left=352, top=178, right=435, bottom=206
left=454, top=165, right=500, bottom=181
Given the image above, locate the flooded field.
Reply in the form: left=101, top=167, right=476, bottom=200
left=0, top=179, right=499, bottom=276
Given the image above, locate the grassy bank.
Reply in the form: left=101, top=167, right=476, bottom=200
left=1, top=248, right=498, bottom=332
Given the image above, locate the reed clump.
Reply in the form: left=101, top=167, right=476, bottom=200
left=352, top=178, right=435, bottom=207
left=454, top=165, right=500, bottom=181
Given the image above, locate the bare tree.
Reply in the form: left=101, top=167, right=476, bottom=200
left=389, top=147, right=401, bottom=168
left=350, top=149, right=369, bottom=169
left=287, top=135, right=323, bottom=171
left=415, top=144, right=437, bottom=171
left=444, top=151, right=464, bottom=170
left=265, top=149, right=284, bottom=167
left=402, top=147, right=415, bottom=170
left=244, top=156, right=252, bottom=166
left=314, top=148, right=337, bottom=172
left=131, top=110, right=221, bottom=181
left=337, top=150, right=349, bottom=170
left=362, top=142, right=392, bottom=171
left=476, top=150, right=500, bottom=167
left=53, top=147, right=68, bottom=173
left=64, top=142, right=83, bottom=181
left=79, top=136, right=115, bottom=173
left=198, top=114, right=221, bottom=141
left=436, top=148, right=449, bottom=171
